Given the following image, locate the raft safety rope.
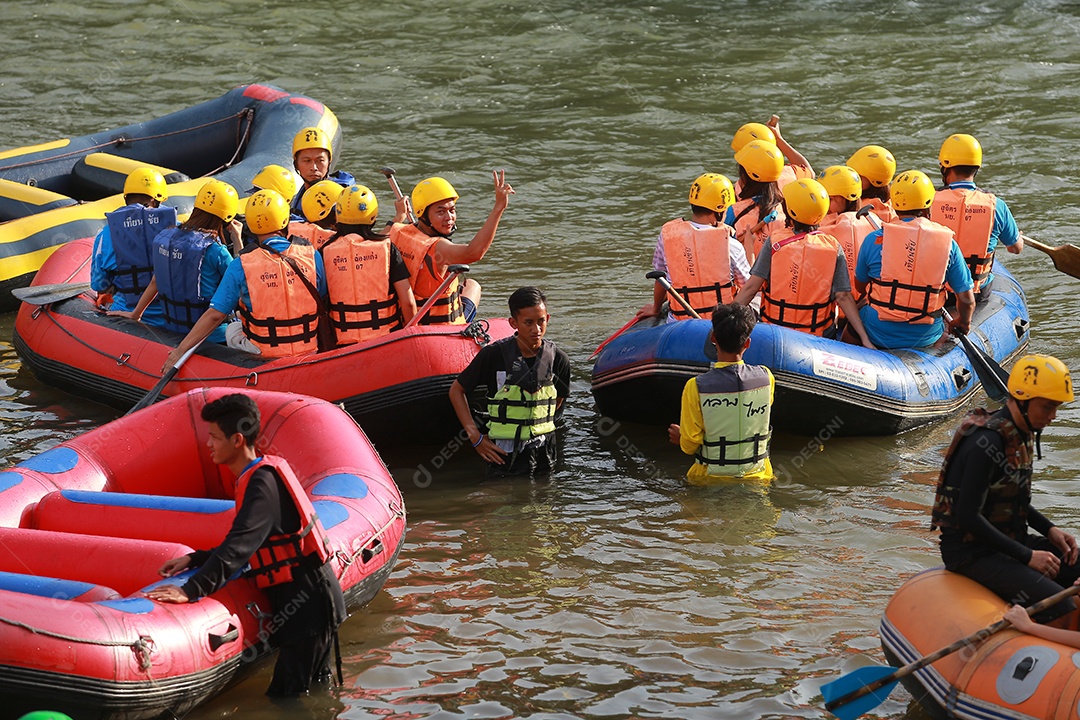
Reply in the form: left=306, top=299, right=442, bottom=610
left=333, top=499, right=405, bottom=580
left=0, top=614, right=155, bottom=672
left=462, top=319, right=491, bottom=347
left=0, top=111, right=253, bottom=173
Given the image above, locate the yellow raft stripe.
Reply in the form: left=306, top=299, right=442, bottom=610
left=0, top=179, right=72, bottom=206
left=84, top=152, right=180, bottom=177
left=0, top=139, right=71, bottom=162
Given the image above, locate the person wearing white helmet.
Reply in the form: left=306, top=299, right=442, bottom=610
left=930, top=133, right=1023, bottom=303
left=90, top=167, right=176, bottom=319
left=934, top=355, right=1079, bottom=623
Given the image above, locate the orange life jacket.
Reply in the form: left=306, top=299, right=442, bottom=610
left=660, top=219, right=738, bottom=319
left=818, top=211, right=875, bottom=302
left=760, top=229, right=840, bottom=336
left=731, top=198, right=787, bottom=264
left=930, top=188, right=996, bottom=292
left=233, top=456, right=332, bottom=589
left=777, top=163, right=814, bottom=190
left=390, top=222, right=465, bottom=325
left=867, top=217, right=953, bottom=324
left=238, top=241, right=321, bottom=357
left=321, top=234, right=402, bottom=344
left=861, top=196, right=898, bottom=225
left=288, top=221, right=335, bottom=251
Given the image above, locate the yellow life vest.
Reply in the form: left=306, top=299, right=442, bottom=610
left=660, top=218, right=737, bottom=319
left=321, top=234, right=402, bottom=345
left=486, top=338, right=558, bottom=441
left=695, top=363, right=772, bottom=477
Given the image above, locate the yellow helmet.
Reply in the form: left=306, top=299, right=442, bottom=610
left=245, top=189, right=290, bottom=235
left=734, top=140, right=784, bottom=183
left=731, top=122, right=776, bottom=154
left=939, top=133, right=983, bottom=168
left=890, top=170, right=936, bottom=212
left=194, top=179, right=239, bottom=223
left=123, top=167, right=168, bottom=202
left=688, top=173, right=735, bottom=213
left=1008, top=354, right=1074, bottom=403
left=301, top=180, right=344, bottom=222
left=847, top=145, right=896, bottom=187
left=336, top=185, right=379, bottom=225
left=292, top=127, right=333, bottom=160
left=817, top=165, right=862, bottom=202
left=411, top=177, right=459, bottom=217
left=782, top=178, right=830, bottom=226
left=251, top=164, right=299, bottom=200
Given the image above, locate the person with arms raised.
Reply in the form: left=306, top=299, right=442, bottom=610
left=724, top=140, right=786, bottom=264
left=731, top=116, right=814, bottom=191
left=449, top=287, right=571, bottom=478
left=854, top=170, right=975, bottom=349
left=390, top=171, right=514, bottom=324
left=930, top=133, right=1023, bottom=302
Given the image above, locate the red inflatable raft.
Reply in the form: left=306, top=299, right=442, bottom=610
left=13, top=238, right=512, bottom=447
left=0, top=387, right=405, bottom=719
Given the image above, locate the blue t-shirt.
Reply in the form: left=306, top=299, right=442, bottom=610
left=210, top=237, right=327, bottom=315
left=855, top=218, right=974, bottom=349
left=942, top=180, right=1019, bottom=286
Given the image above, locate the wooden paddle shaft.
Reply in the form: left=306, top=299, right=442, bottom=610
left=404, top=264, right=470, bottom=329
left=653, top=274, right=702, bottom=320
left=825, top=582, right=1080, bottom=712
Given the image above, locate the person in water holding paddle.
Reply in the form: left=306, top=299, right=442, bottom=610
left=449, top=286, right=571, bottom=478
left=90, top=167, right=176, bottom=319
left=930, top=133, right=1023, bottom=303
left=854, top=170, right=975, bottom=349
left=932, top=354, right=1080, bottom=622
left=668, top=302, right=773, bottom=485
left=639, top=173, right=751, bottom=321
left=147, top=393, right=346, bottom=697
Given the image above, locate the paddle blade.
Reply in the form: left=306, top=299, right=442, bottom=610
left=12, top=282, right=92, bottom=305
left=821, top=665, right=899, bottom=720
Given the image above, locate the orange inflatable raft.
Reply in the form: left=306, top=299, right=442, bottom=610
left=12, top=237, right=512, bottom=447
left=881, top=568, right=1080, bottom=719
left=0, top=387, right=405, bottom=719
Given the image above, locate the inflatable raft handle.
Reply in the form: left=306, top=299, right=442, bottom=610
left=821, top=582, right=1080, bottom=720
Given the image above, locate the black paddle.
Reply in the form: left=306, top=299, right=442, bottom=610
left=821, top=582, right=1080, bottom=719
left=126, top=343, right=201, bottom=415
left=12, top=282, right=92, bottom=305
left=646, top=270, right=702, bottom=320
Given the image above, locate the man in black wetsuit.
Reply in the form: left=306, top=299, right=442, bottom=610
left=147, top=393, right=346, bottom=696
left=932, top=354, right=1079, bottom=621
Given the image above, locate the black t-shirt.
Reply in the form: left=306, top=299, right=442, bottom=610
left=456, top=337, right=571, bottom=401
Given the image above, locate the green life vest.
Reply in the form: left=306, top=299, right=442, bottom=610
left=486, top=337, right=558, bottom=441
left=695, top=363, right=772, bottom=477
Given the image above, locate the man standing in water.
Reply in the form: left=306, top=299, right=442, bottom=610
left=668, top=303, right=774, bottom=485
left=449, top=287, right=571, bottom=477
left=148, top=393, right=346, bottom=696
left=932, top=354, right=1080, bottom=621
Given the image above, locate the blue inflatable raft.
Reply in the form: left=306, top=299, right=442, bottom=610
left=591, top=261, right=1029, bottom=436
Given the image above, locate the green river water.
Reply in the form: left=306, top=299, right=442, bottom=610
left=3, top=1, right=1080, bottom=718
